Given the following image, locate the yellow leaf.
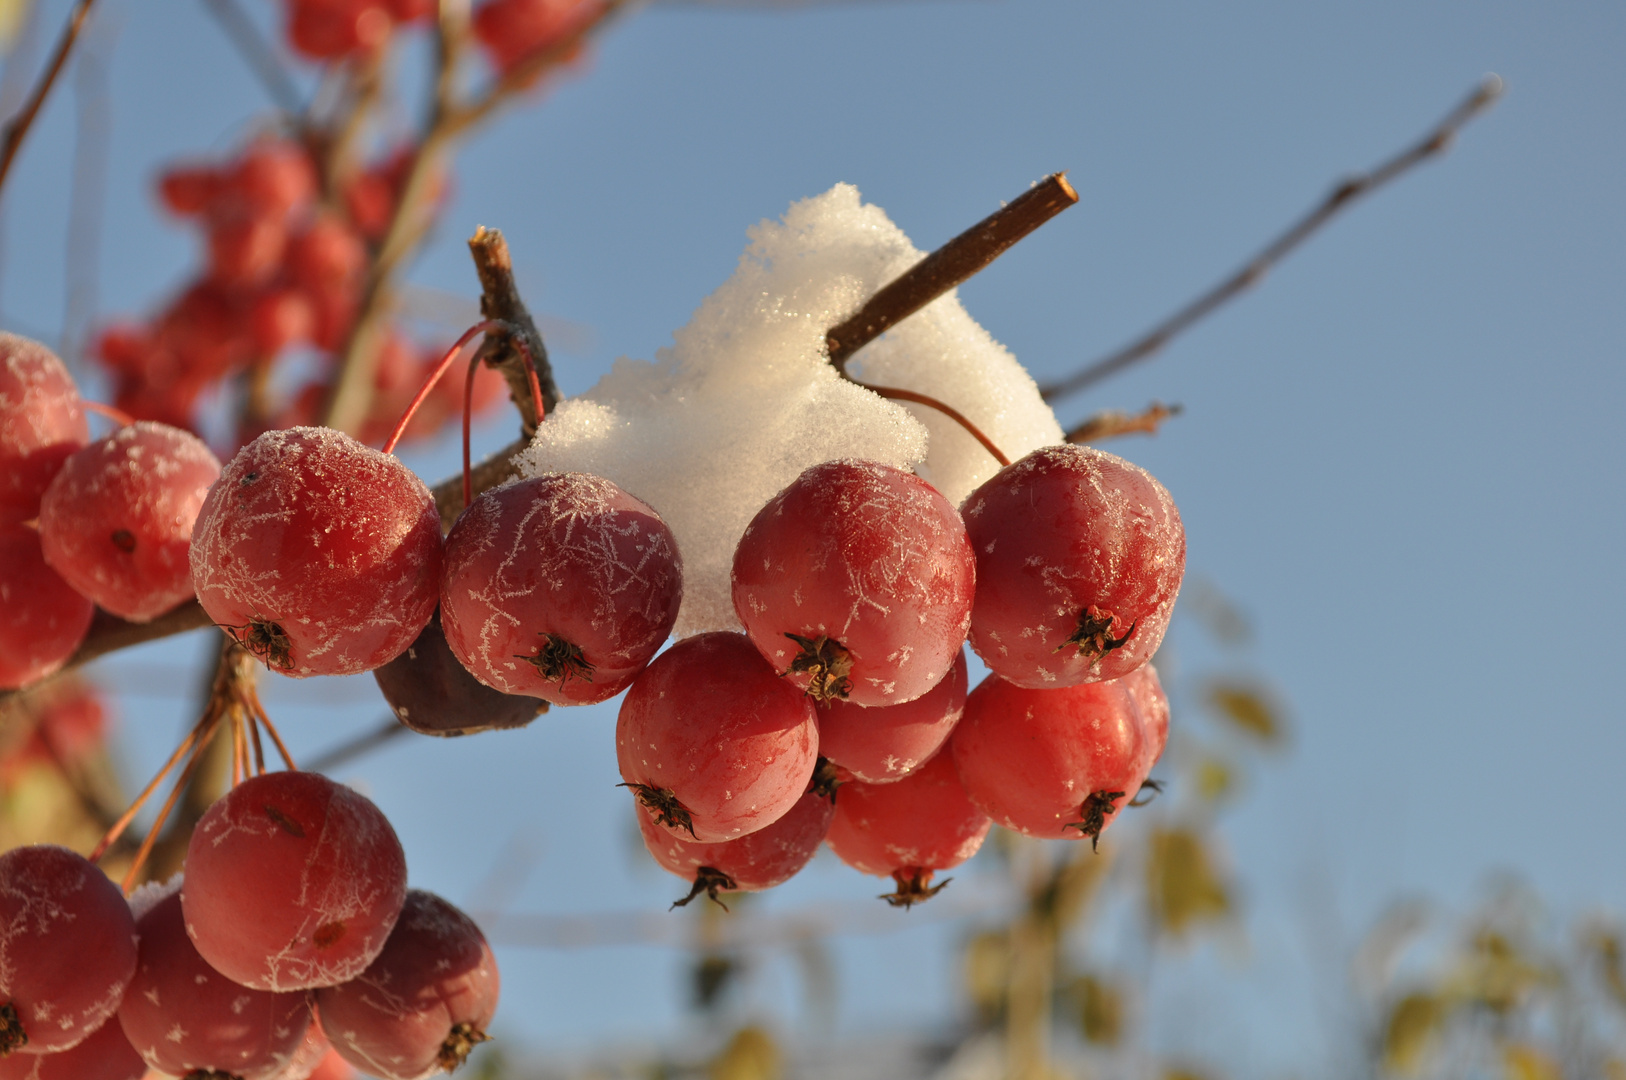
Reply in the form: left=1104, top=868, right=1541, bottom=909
left=1066, top=973, right=1124, bottom=1046
left=709, top=1026, right=780, bottom=1080
left=1194, top=757, right=1235, bottom=803
left=1145, top=828, right=1230, bottom=937
left=1203, top=681, right=1286, bottom=743
left=1504, top=1043, right=1560, bottom=1080
left=963, top=930, right=1010, bottom=1020
left=0, top=0, right=28, bottom=53
left=1382, top=992, right=1444, bottom=1074
left=1163, top=1067, right=1216, bottom=1080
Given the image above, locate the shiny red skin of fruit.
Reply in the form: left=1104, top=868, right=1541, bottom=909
left=961, top=444, right=1184, bottom=688
left=1122, top=663, right=1170, bottom=777
left=732, top=459, right=975, bottom=708
left=637, top=788, right=836, bottom=893
left=950, top=672, right=1153, bottom=841
left=440, top=473, right=683, bottom=705
left=824, top=748, right=990, bottom=877
left=616, top=632, right=818, bottom=842
left=0, top=1013, right=145, bottom=1080
left=190, top=426, right=443, bottom=677
left=0, top=333, right=87, bottom=524
left=0, top=845, right=137, bottom=1055
left=315, top=890, right=499, bottom=1080
left=118, top=891, right=311, bottom=1080
left=183, top=770, right=409, bottom=992
left=0, top=526, right=94, bottom=690
left=263, top=1015, right=337, bottom=1080
left=39, top=421, right=221, bottom=622
left=817, top=648, right=968, bottom=784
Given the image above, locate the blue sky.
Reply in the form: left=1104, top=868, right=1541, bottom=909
left=5, top=0, right=1623, bottom=1070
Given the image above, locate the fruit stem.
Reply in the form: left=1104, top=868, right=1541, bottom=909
left=381, top=319, right=509, bottom=456
left=82, top=399, right=135, bottom=428
left=843, top=378, right=1011, bottom=467
left=121, top=708, right=223, bottom=892
left=89, top=712, right=210, bottom=862
left=462, top=322, right=545, bottom=509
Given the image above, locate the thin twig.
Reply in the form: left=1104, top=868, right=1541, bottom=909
left=200, top=0, right=303, bottom=114
left=306, top=718, right=410, bottom=774
left=0, top=0, right=99, bottom=195
left=467, top=227, right=558, bottom=427
left=1039, top=75, right=1504, bottom=402
left=826, top=173, right=1079, bottom=370
left=321, top=0, right=628, bottom=434
left=1065, top=401, right=1183, bottom=444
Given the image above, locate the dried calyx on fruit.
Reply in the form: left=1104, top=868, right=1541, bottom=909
left=962, top=445, right=1185, bottom=688
left=190, top=426, right=443, bottom=677
left=731, top=459, right=974, bottom=708
left=440, top=472, right=682, bottom=706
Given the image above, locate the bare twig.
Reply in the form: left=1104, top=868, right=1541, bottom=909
left=1065, top=401, right=1183, bottom=444
left=0, top=0, right=99, bottom=195
left=468, top=226, right=558, bottom=428
left=306, top=718, right=410, bottom=773
left=200, top=0, right=303, bottom=115
left=322, top=0, right=633, bottom=434
left=826, top=173, right=1078, bottom=370
left=1039, top=75, right=1504, bottom=402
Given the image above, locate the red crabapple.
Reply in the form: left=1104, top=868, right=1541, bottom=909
left=0, top=334, right=87, bottom=524
left=118, top=888, right=311, bottom=1080
left=315, top=890, right=499, bottom=1080
left=732, top=459, right=975, bottom=707
left=817, top=648, right=968, bottom=784
left=0, top=845, right=137, bottom=1055
left=961, top=445, right=1184, bottom=688
left=183, top=770, right=408, bottom=992
left=637, top=787, right=836, bottom=908
left=616, top=632, right=818, bottom=842
left=39, top=421, right=221, bottom=622
left=440, top=473, right=682, bottom=705
left=824, top=748, right=990, bottom=906
left=190, top=426, right=443, bottom=676
left=950, top=672, right=1154, bottom=845
left=0, top=1012, right=144, bottom=1080
left=0, top=525, right=94, bottom=690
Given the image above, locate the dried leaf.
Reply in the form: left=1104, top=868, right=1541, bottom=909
left=0, top=0, right=29, bottom=53
left=1203, top=681, right=1285, bottom=743
left=1194, top=757, right=1235, bottom=803
left=963, top=930, right=1010, bottom=1020
left=1382, top=992, right=1444, bottom=1074
left=709, top=1025, right=780, bottom=1080
left=1146, top=827, right=1231, bottom=937
left=1448, top=930, right=1553, bottom=1014
left=1504, top=1043, right=1560, bottom=1080
left=1163, top=1067, right=1216, bottom=1080
left=1588, top=927, right=1626, bottom=1011
left=1066, top=973, right=1125, bottom=1046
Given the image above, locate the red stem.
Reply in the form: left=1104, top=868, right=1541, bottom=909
left=381, top=319, right=508, bottom=456
left=83, top=400, right=135, bottom=428
left=462, top=329, right=545, bottom=509
left=847, top=379, right=1012, bottom=467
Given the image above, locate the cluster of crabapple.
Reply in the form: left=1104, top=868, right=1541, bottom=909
left=273, top=0, right=597, bottom=73
left=0, top=768, right=497, bottom=1080
left=615, top=449, right=1182, bottom=907
left=1, top=334, right=224, bottom=689
left=95, top=133, right=506, bottom=451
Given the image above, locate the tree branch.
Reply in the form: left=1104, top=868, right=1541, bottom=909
left=826, top=173, right=1078, bottom=370
left=200, top=0, right=303, bottom=115
left=1039, top=75, right=1504, bottom=402
left=0, top=0, right=99, bottom=195
left=468, top=226, right=559, bottom=428
left=1065, top=401, right=1182, bottom=444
